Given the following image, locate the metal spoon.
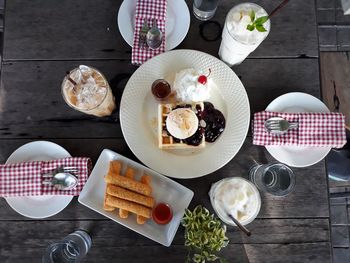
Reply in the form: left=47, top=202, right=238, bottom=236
left=146, top=19, right=163, bottom=50
left=264, top=117, right=299, bottom=135
left=227, top=213, right=251, bottom=236
left=43, top=172, right=78, bottom=191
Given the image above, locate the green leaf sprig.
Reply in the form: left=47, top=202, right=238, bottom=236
left=181, top=205, right=229, bottom=263
left=246, top=10, right=269, bottom=32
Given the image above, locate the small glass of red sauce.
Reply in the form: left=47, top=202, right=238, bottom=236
left=151, top=79, right=171, bottom=100
left=152, top=203, right=173, bottom=225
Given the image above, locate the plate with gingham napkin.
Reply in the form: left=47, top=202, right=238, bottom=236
left=261, top=92, right=341, bottom=167
left=3, top=141, right=84, bottom=218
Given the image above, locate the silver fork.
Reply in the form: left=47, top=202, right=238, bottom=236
left=139, top=19, right=149, bottom=49
left=42, top=166, right=79, bottom=178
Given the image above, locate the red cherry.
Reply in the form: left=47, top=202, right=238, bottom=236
left=198, top=75, right=207, bottom=85
left=197, top=69, right=211, bottom=85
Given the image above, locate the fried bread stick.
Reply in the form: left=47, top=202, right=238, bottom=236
left=106, top=195, right=151, bottom=218
left=105, top=173, right=152, bottom=196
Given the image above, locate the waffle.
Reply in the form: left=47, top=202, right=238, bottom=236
left=158, top=102, right=206, bottom=149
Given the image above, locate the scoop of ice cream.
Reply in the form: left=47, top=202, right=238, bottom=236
left=166, top=108, right=199, bottom=139
left=173, top=68, right=211, bottom=102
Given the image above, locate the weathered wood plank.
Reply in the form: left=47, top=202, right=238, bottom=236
left=320, top=52, right=350, bottom=126
left=0, top=243, right=332, bottom=263
left=0, top=219, right=330, bottom=246
left=0, top=138, right=329, bottom=220
left=3, top=0, right=318, bottom=60
left=0, top=58, right=319, bottom=139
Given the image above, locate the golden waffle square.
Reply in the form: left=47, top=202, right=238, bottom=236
left=158, top=102, right=206, bottom=149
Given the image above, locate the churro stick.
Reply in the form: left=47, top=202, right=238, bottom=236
left=107, top=185, right=154, bottom=208
left=103, top=160, right=122, bottom=211
left=137, top=175, right=153, bottom=225
left=106, top=195, right=151, bottom=218
left=105, top=173, right=152, bottom=196
left=119, top=168, right=135, bottom=219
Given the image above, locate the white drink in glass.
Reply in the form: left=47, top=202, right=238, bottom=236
left=218, top=3, right=270, bottom=66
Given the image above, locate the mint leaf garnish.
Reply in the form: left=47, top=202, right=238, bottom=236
left=255, top=15, right=269, bottom=25
left=246, top=24, right=255, bottom=31
left=246, top=12, right=269, bottom=32
left=249, top=10, right=255, bottom=22
left=256, top=24, right=267, bottom=32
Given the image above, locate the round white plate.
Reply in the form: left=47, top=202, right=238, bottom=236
left=117, top=0, right=190, bottom=51
left=5, top=141, right=73, bottom=219
left=265, top=92, right=331, bottom=167
left=120, top=49, right=250, bottom=179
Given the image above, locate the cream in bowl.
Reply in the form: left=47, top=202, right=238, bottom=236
left=209, top=177, right=261, bottom=226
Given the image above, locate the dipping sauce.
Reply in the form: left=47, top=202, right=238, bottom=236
left=152, top=203, right=173, bottom=225
left=209, top=177, right=261, bottom=226
left=151, top=79, right=171, bottom=100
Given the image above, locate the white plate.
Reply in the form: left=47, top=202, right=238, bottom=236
left=5, top=141, right=73, bottom=219
left=78, top=149, right=193, bottom=247
left=120, top=49, right=250, bottom=178
left=265, top=92, right=331, bottom=167
left=118, top=0, right=190, bottom=50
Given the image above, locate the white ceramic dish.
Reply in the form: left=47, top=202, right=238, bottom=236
left=78, top=149, right=194, bottom=247
left=265, top=92, right=331, bottom=167
left=5, top=141, right=73, bottom=219
left=120, top=49, right=250, bottom=179
left=117, top=0, right=190, bottom=50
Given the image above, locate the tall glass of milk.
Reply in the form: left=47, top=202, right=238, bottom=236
left=218, top=3, right=270, bottom=66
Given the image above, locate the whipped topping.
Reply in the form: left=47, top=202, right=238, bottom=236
left=166, top=108, right=199, bottom=139
left=226, top=4, right=270, bottom=45
left=210, top=177, right=261, bottom=225
left=173, top=68, right=211, bottom=102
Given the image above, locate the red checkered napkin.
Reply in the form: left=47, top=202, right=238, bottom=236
left=131, top=0, right=167, bottom=65
left=253, top=111, right=347, bottom=148
left=0, top=157, right=92, bottom=197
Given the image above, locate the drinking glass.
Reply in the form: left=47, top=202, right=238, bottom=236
left=42, top=230, right=92, bottom=263
left=61, top=65, right=116, bottom=117
left=249, top=163, right=296, bottom=196
left=218, top=3, right=270, bottom=66
left=193, top=0, right=220, bottom=21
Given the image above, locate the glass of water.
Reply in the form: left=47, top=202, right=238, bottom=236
left=42, top=230, right=92, bottom=263
left=249, top=163, right=296, bottom=196
left=193, top=0, right=220, bottom=21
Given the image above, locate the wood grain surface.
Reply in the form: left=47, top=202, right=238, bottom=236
left=3, top=0, right=318, bottom=61
left=0, top=0, right=331, bottom=262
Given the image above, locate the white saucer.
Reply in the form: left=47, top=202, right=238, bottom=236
left=265, top=92, right=331, bottom=167
left=117, top=0, right=190, bottom=50
left=5, top=141, right=73, bottom=219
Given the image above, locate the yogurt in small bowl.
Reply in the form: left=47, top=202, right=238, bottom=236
left=209, top=177, right=261, bottom=226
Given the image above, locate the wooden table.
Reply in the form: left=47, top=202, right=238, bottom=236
left=0, top=0, right=332, bottom=262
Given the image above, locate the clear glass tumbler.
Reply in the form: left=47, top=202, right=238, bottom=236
left=61, top=65, right=116, bottom=117
left=42, top=230, right=92, bottom=263
left=193, top=0, right=220, bottom=21
left=249, top=163, right=296, bottom=196
left=218, top=2, right=270, bottom=66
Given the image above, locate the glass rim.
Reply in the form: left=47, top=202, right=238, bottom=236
left=61, top=66, right=111, bottom=112
left=224, top=2, right=271, bottom=46
left=251, top=163, right=296, bottom=197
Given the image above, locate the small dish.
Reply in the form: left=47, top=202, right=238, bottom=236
left=78, top=149, right=194, bottom=247
left=117, top=0, right=190, bottom=51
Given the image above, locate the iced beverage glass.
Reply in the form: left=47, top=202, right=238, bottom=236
left=219, top=3, right=270, bottom=66
left=61, top=65, right=116, bottom=117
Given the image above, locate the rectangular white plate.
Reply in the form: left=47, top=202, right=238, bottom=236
left=78, top=149, right=194, bottom=247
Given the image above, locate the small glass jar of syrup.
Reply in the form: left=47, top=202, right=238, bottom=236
left=151, top=79, right=171, bottom=100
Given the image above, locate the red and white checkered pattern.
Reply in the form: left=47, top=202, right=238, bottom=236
left=131, top=0, right=167, bottom=65
left=253, top=111, right=347, bottom=148
left=0, top=157, right=92, bottom=197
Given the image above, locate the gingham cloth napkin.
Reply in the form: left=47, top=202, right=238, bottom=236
left=131, top=0, right=167, bottom=65
left=253, top=111, right=347, bottom=148
left=0, top=157, right=92, bottom=197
